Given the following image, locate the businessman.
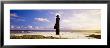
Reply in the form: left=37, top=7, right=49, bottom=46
left=54, top=15, right=60, bottom=35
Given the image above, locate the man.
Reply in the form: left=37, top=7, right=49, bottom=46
left=54, top=15, right=60, bottom=35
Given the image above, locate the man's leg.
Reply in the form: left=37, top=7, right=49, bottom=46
left=56, top=29, right=59, bottom=35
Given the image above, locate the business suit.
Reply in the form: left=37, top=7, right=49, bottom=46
left=54, top=15, right=60, bottom=35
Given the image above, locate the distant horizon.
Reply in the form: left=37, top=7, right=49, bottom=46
left=10, top=29, right=101, bottom=33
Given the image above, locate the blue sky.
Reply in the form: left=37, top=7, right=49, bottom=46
left=10, top=9, right=101, bottom=30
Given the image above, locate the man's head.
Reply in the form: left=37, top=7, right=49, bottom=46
left=56, top=15, right=59, bottom=18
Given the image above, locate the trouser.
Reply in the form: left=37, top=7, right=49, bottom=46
left=56, top=29, right=60, bottom=35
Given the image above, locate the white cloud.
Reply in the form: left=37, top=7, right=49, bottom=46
left=31, top=26, right=53, bottom=30
left=34, top=18, right=49, bottom=22
left=62, top=19, right=71, bottom=23
left=34, top=26, right=39, bottom=29
left=61, top=9, right=101, bottom=30
left=16, top=26, right=21, bottom=29
left=10, top=13, right=18, bottom=17
left=27, top=25, right=33, bottom=29
left=11, top=25, right=22, bottom=30
left=10, top=13, right=25, bottom=22
left=17, top=19, right=25, bottom=22
left=24, top=27, right=28, bottom=29
left=10, top=25, right=53, bottom=30
left=11, top=25, right=14, bottom=29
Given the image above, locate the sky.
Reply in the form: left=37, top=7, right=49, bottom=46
left=10, top=9, right=101, bottom=30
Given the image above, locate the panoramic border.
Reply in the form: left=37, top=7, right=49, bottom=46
left=1, top=1, right=109, bottom=47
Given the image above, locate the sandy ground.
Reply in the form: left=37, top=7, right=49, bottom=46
left=10, top=32, right=101, bottom=39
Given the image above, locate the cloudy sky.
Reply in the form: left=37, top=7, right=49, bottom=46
left=10, top=9, right=101, bottom=30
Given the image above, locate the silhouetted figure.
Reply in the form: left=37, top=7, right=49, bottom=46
left=54, top=15, right=60, bottom=35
